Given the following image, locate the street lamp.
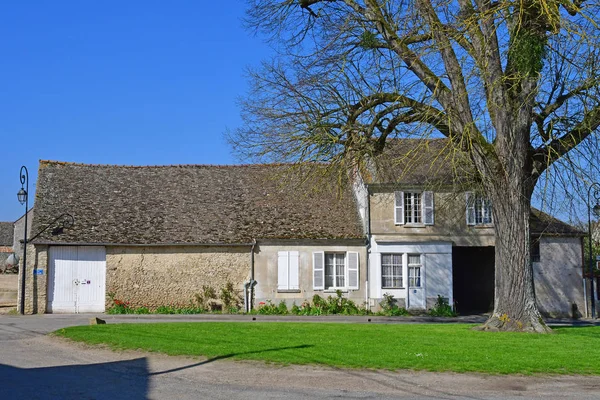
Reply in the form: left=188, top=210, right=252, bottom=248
left=587, top=182, right=600, bottom=319
left=17, top=166, right=28, bottom=315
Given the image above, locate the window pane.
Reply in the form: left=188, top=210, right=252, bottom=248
left=408, top=254, right=420, bottom=265
left=414, top=193, right=421, bottom=223
left=336, top=254, right=345, bottom=287
left=325, top=253, right=334, bottom=288
left=409, top=266, right=421, bottom=287
left=404, top=192, right=412, bottom=223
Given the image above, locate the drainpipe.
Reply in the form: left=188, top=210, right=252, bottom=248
left=244, top=239, right=257, bottom=313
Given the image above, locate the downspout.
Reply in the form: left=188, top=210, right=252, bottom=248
left=244, top=239, right=257, bottom=313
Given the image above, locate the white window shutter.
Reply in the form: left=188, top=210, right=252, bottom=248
left=394, top=191, right=404, bottom=225
left=466, top=192, right=475, bottom=225
left=313, top=251, right=325, bottom=290
left=278, top=251, right=290, bottom=290
left=423, top=191, right=434, bottom=225
left=347, top=252, right=359, bottom=290
left=289, top=251, right=299, bottom=290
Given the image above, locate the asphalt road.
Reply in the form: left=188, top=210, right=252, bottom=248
left=1, top=314, right=600, bottom=400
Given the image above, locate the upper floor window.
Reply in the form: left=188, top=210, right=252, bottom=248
left=466, top=192, right=493, bottom=226
left=395, top=191, right=434, bottom=225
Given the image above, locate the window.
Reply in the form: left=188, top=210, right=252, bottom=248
left=395, top=191, right=434, bottom=225
left=277, top=251, right=299, bottom=291
left=531, top=238, right=541, bottom=263
left=382, top=254, right=403, bottom=288
left=313, top=252, right=359, bottom=290
left=466, top=193, right=493, bottom=225
left=325, top=253, right=346, bottom=289
left=404, top=192, right=422, bottom=224
left=408, top=254, right=422, bottom=287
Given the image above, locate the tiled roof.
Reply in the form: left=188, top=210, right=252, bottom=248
left=369, top=138, right=474, bottom=186
left=530, top=209, right=585, bottom=236
left=0, top=222, right=13, bottom=246
left=31, top=161, right=364, bottom=245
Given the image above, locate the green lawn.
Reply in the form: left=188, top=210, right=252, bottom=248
left=54, top=322, right=600, bottom=374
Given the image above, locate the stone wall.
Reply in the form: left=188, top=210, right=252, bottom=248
left=18, top=244, right=47, bottom=314
left=534, top=237, right=584, bottom=318
left=106, top=246, right=251, bottom=308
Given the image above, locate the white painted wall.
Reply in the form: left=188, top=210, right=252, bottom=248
left=369, top=239, right=452, bottom=309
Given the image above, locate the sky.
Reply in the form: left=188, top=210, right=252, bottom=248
left=0, top=1, right=272, bottom=222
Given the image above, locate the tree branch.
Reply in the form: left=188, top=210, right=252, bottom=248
left=533, top=104, right=600, bottom=174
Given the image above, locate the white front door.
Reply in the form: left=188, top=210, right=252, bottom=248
left=48, top=246, right=106, bottom=313
left=407, top=254, right=425, bottom=310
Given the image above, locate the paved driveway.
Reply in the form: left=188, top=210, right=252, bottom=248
left=1, top=314, right=600, bottom=400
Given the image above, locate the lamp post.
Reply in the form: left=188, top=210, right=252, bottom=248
left=17, top=166, right=28, bottom=315
left=587, top=182, right=600, bottom=319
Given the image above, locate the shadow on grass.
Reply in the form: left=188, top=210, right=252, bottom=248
left=150, top=344, right=313, bottom=376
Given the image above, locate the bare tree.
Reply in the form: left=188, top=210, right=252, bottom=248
left=231, top=0, right=600, bottom=332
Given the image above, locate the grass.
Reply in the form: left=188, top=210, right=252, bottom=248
left=54, top=322, right=600, bottom=375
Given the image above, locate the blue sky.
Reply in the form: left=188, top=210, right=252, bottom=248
left=0, top=1, right=271, bottom=221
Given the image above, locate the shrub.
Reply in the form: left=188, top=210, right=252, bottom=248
left=220, top=281, right=241, bottom=312
left=106, top=293, right=133, bottom=314
left=155, top=304, right=205, bottom=314
left=378, top=293, right=409, bottom=317
left=256, top=300, right=285, bottom=315
left=277, top=300, right=289, bottom=314
left=195, top=285, right=217, bottom=311
left=428, top=295, right=456, bottom=317
left=133, top=306, right=150, bottom=314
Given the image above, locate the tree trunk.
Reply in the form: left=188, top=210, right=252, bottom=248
left=477, top=178, right=552, bottom=333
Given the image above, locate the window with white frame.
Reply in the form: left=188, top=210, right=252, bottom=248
left=395, top=191, right=434, bottom=225
left=404, top=192, right=422, bottom=224
left=466, top=192, right=493, bottom=225
left=408, top=254, right=422, bottom=287
left=325, top=253, right=346, bottom=289
left=313, top=251, right=359, bottom=291
left=381, top=254, right=403, bottom=288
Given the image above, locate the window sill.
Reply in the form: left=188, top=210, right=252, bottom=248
left=382, top=287, right=405, bottom=290
left=400, top=224, right=427, bottom=228
left=277, top=289, right=301, bottom=293
left=469, top=224, right=494, bottom=228
left=323, top=289, right=349, bottom=293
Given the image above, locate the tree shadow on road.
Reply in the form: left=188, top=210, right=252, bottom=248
left=0, top=358, right=149, bottom=400
left=0, top=344, right=313, bottom=400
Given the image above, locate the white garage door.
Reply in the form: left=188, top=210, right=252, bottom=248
left=48, top=246, right=106, bottom=313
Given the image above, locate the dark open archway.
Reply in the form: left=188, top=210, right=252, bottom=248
left=452, top=246, right=495, bottom=315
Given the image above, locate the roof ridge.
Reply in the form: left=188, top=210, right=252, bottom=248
left=39, top=160, right=331, bottom=169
